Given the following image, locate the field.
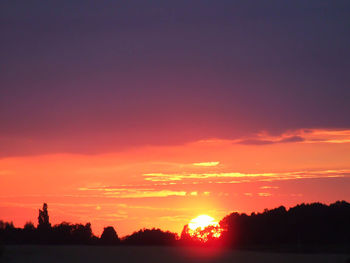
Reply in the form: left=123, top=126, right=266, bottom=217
left=1, top=245, right=349, bottom=263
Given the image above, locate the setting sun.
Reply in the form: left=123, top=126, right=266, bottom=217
left=184, top=215, right=223, bottom=242
left=188, top=215, right=218, bottom=231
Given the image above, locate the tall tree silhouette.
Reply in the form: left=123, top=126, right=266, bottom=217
left=38, top=203, right=51, bottom=230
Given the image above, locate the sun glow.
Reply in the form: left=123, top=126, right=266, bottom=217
left=186, top=215, right=223, bottom=242
left=188, top=215, right=217, bottom=230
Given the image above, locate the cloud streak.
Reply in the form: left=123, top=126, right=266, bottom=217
left=237, top=136, right=304, bottom=145
left=235, top=129, right=350, bottom=146
left=143, top=169, right=349, bottom=183
left=78, top=187, right=187, bottom=198
left=193, top=161, right=220, bottom=167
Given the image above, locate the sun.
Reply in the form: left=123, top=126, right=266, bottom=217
left=188, top=215, right=217, bottom=231
left=184, top=215, right=223, bottom=242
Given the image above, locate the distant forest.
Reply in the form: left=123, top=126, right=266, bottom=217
left=1, top=201, right=350, bottom=252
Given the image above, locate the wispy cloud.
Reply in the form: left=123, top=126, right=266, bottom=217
left=143, top=172, right=277, bottom=181
left=302, top=129, right=350, bottom=143
left=78, top=187, right=187, bottom=198
left=260, top=186, right=279, bottom=189
left=238, top=136, right=304, bottom=145
left=193, top=161, right=220, bottom=167
left=258, top=192, right=272, bottom=197
left=143, top=169, right=349, bottom=182
left=236, top=129, right=350, bottom=146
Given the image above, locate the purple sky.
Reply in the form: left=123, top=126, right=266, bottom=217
left=1, top=0, right=350, bottom=156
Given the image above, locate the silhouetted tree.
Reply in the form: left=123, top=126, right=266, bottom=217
left=51, top=222, right=95, bottom=244
left=24, top=221, right=35, bottom=231
left=219, top=201, right=350, bottom=252
left=180, top=225, right=191, bottom=241
left=0, top=205, right=99, bottom=245
left=22, top=221, right=36, bottom=244
left=0, top=220, right=17, bottom=244
left=37, top=203, right=51, bottom=243
left=100, top=226, right=120, bottom=245
left=123, top=228, right=178, bottom=246
left=38, top=203, right=51, bottom=230
left=180, top=224, right=222, bottom=246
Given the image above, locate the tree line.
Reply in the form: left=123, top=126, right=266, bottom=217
left=219, top=200, right=350, bottom=252
left=0, top=203, right=177, bottom=246
left=1, top=201, right=350, bottom=251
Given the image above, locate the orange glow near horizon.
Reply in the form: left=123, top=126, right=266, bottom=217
left=0, top=128, right=350, bottom=237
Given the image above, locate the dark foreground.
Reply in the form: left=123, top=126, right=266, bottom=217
left=1, top=245, right=349, bottom=263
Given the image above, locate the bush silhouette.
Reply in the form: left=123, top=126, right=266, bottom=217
left=100, top=226, right=120, bottom=245
left=123, top=228, right=178, bottom=246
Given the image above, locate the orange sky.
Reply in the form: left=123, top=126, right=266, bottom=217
left=1, top=128, right=350, bottom=236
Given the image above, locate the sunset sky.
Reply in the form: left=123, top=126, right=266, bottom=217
left=1, top=1, right=350, bottom=236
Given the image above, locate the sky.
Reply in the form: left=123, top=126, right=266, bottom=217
left=1, top=0, right=350, bottom=236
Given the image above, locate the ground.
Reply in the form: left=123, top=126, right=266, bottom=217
left=1, top=245, right=349, bottom=263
